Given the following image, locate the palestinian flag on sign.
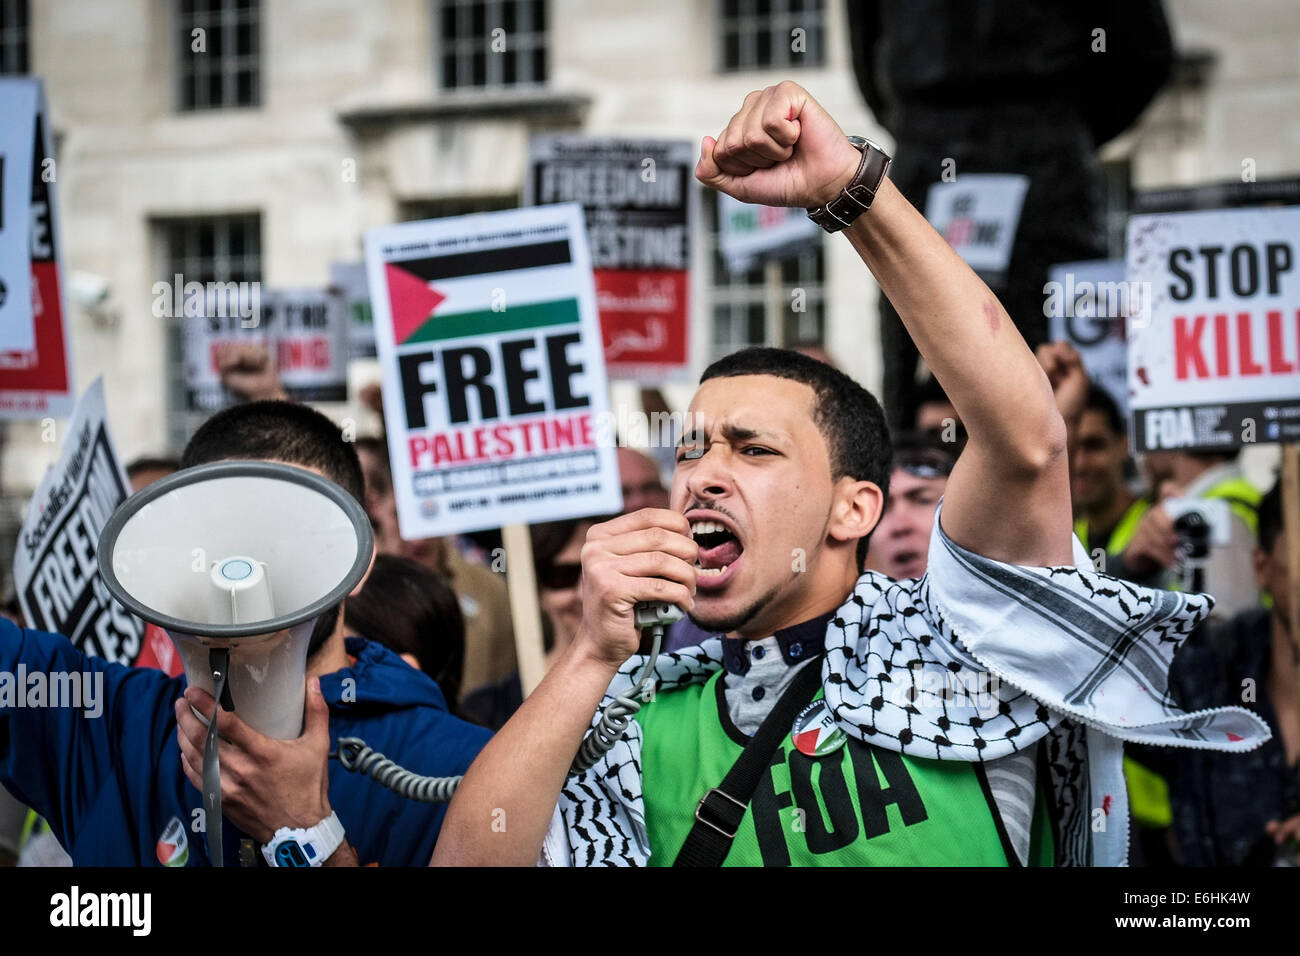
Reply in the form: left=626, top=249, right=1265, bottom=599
left=384, top=237, right=581, bottom=345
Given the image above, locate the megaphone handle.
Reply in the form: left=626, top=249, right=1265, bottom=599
left=204, top=647, right=231, bottom=868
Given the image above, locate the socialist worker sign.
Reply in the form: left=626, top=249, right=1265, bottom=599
left=1127, top=206, right=1300, bottom=452
left=365, top=203, right=621, bottom=539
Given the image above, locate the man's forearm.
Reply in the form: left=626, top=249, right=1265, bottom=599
left=844, top=177, right=1072, bottom=564
left=431, top=641, right=619, bottom=866
left=844, top=178, right=1062, bottom=463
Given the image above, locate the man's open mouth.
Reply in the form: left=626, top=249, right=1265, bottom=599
left=689, top=514, right=744, bottom=578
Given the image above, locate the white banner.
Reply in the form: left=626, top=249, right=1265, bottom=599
left=0, top=79, right=36, bottom=352
left=181, top=287, right=349, bottom=410
left=1046, top=259, right=1131, bottom=418
left=716, top=193, right=822, bottom=274
left=365, top=203, right=621, bottom=538
left=0, top=78, right=74, bottom=419
left=925, top=174, right=1029, bottom=275
left=330, top=261, right=376, bottom=361
left=1126, top=206, right=1300, bottom=451
left=13, top=379, right=146, bottom=666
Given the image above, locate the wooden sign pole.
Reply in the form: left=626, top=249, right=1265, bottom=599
left=501, top=522, right=547, bottom=697
left=1280, top=444, right=1300, bottom=738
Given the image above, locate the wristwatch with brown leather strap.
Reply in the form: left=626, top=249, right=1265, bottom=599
left=806, top=136, right=892, bottom=233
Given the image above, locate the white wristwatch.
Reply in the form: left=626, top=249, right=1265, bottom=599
left=262, top=812, right=346, bottom=868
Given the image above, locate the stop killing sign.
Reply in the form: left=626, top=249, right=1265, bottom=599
left=1126, top=206, right=1300, bottom=452
left=365, top=202, right=621, bottom=540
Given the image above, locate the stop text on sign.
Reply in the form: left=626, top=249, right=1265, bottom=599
left=1167, top=240, right=1297, bottom=382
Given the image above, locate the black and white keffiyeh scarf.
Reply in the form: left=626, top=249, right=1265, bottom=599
left=540, top=505, right=1270, bottom=867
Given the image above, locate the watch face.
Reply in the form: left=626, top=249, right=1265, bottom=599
left=274, top=841, right=311, bottom=868
left=846, top=135, right=869, bottom=149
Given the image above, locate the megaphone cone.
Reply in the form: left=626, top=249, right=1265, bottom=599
left=98, top=460, right=374, bottom=738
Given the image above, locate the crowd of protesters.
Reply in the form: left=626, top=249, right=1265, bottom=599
left=0, top=70, right=1294, bottom=869
left=0, top=279, right=1294, bottom=869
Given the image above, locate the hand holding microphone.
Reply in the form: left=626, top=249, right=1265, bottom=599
left=574, top=508, right=698, bottom=671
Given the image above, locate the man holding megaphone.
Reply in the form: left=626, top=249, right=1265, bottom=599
left=0, top=400, right=489, bottom=866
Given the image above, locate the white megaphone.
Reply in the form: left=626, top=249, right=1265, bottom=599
left=97, top=460, right=374, bottom=739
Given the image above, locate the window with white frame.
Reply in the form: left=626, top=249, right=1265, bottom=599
left=0, top=0, right=28, bottom=75
left=176, top=0, right=260, bottom=111
left=706, top=193, right=825, bottom=363
left=719, top=0, right=824, bottom=73
left=437, top=0, right=547, bottom=91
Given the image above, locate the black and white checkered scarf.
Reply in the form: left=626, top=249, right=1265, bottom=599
left=541, top=506, right=1270, bottom=866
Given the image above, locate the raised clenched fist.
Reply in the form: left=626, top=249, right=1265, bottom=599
left=695, top=80, right=863, bottom=210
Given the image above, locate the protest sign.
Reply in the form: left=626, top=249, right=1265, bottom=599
left=0, top=78, right=74, bottom=419
left=0, top=80, right=35, bottom=353
left=1127, top=206, right=1300, bottom=452
left=716, top=191, right=821, bottom=274
left=330, top=261, right=377, bottom=360
left=365, top=202, right=621, bottom=540
left=924, top=174, right=1029, bottom=277
left=1045, top=259, right=1133, bottom=418
left=526, top=136, right=693, bottom=380
left=13, top=380, right=178, bottom=673
left=180, top=287, right=349, bottom=410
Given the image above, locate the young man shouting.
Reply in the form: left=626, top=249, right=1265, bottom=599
left=426, top=81, right=1266, bottom=867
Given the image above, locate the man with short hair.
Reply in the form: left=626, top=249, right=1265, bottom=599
left=0, top=401, right=490, bottom=865
left=124, top=455, right=181, bottom=493
left=430, top=83, right=1262, bottom=867
left=1069, top=384, right=1156, bottom=580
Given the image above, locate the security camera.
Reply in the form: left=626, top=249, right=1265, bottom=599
left=67, top=271, right=118, bottom=327
left=68, top=271, right=112, bottom=307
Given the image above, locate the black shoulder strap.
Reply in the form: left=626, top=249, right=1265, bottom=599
left=674, top=659, right=825, bottom=867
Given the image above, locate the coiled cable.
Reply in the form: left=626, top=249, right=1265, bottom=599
left=331, top=602, right=680, bottom=800
left=331, top=736, right=463, bottom=803
left=569, top=626, right=663, bottom=773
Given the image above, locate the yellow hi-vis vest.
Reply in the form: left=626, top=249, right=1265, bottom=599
left=1201, top=475, right=1261, bottom=536
left=1074, top=497, right=1151, bottom=557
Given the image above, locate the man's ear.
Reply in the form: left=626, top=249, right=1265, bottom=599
left=828, top=478, right=884, bottom=547
left=349, top=543, right=377, bottom=598
left=1253, top=546, right=1272, bottom=594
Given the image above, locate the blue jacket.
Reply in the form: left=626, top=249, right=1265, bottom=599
left=0, top=619, right=491, bottom=866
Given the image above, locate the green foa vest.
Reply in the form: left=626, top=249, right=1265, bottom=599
left=635, top=671, right=1054, bottom=866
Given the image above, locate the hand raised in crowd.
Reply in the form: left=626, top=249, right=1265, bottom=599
left=575, top=509, right=698, bottom=669
left=215, top=342, right=289, bottom=402
left=695, top=81, right=863, bottom=209
left=174, top=678, right=356, bottom=864
left=1121, top=502, right=1179, bottom=577
left=1036, top=341, right=1089, bottom=426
